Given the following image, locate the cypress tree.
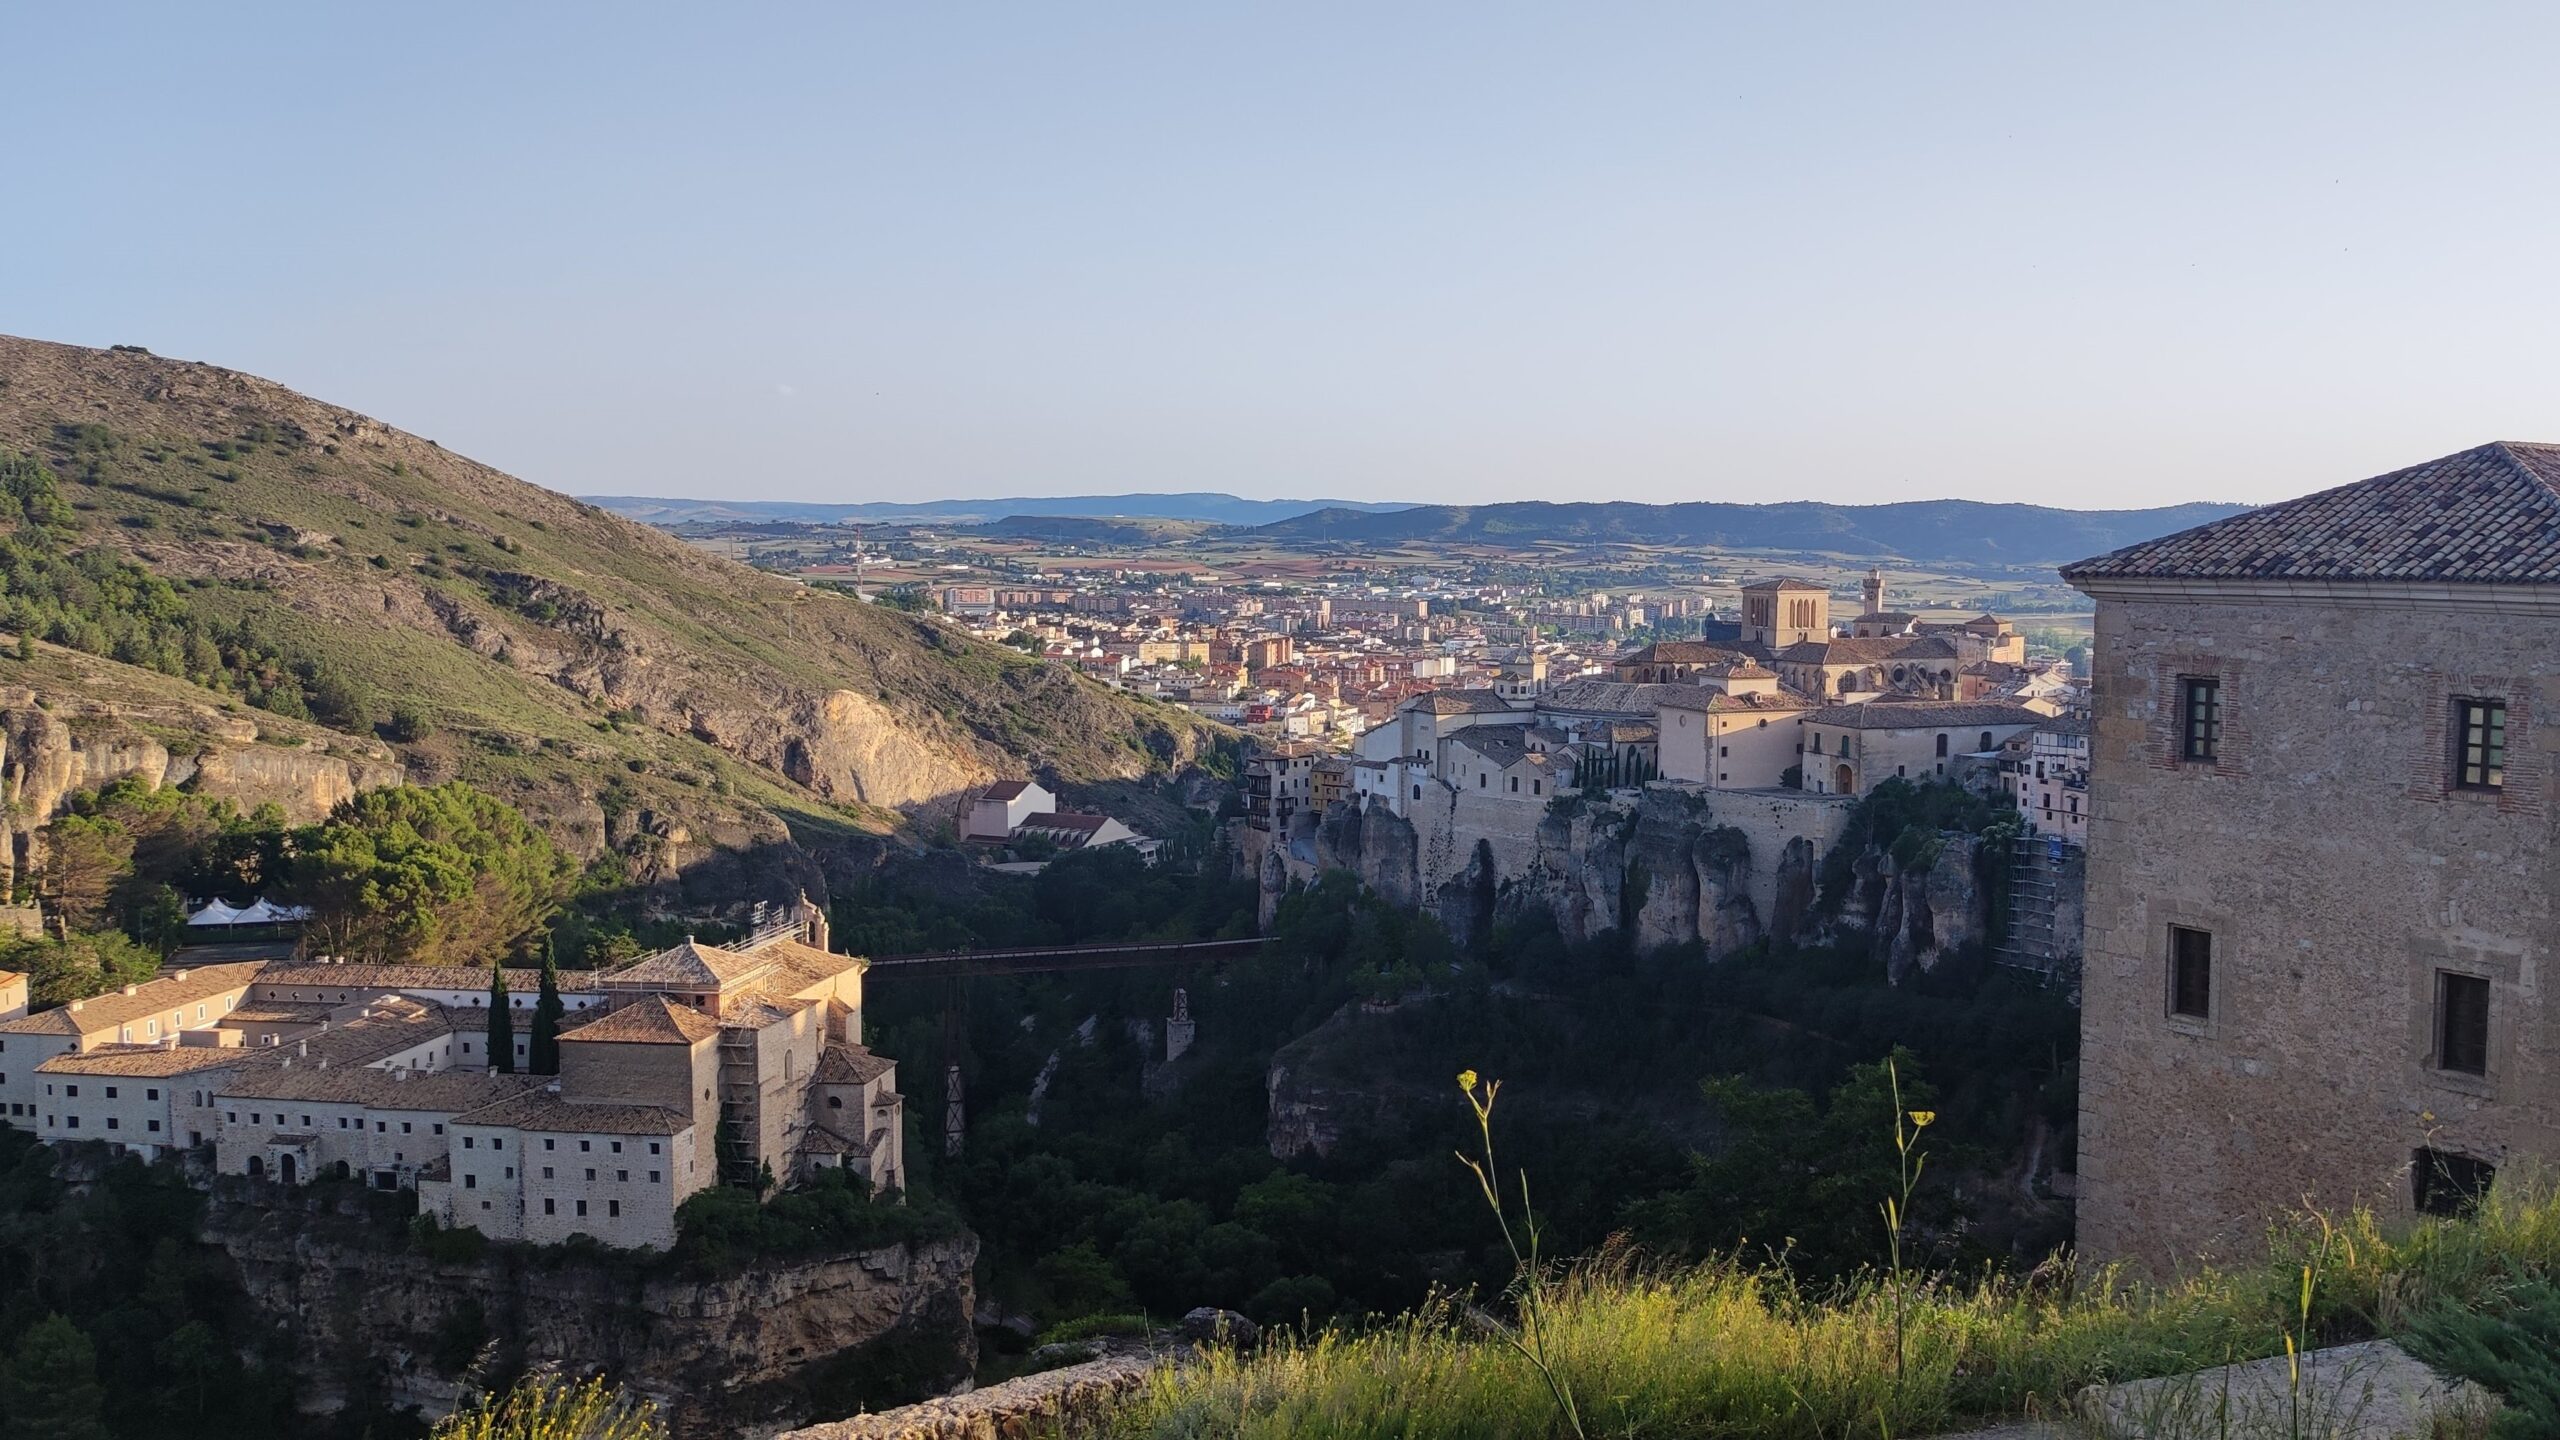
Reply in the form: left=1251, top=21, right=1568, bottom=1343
left=530, top=938, right=565, bottom=1076
left=486, top=962, right=515, bottom=1074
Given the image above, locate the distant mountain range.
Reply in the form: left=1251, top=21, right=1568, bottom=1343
left=1244, top=499, right=2252, bottom=567
left=582, top=492, right=1414, bottom=526
left=591, top=489, right=2252, bottom=571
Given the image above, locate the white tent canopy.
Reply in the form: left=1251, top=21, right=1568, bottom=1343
left=186, top=897, right=311, bottom=927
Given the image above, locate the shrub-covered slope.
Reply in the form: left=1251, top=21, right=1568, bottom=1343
left=0, top=336, right=1221, bottom=871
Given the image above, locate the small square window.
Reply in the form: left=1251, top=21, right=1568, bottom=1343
left=2437, top=972, right=2491, bottom=1076
left=2169, top=927, right=2212, bottom=1020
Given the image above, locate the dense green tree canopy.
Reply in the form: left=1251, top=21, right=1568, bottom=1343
left=290, top=782, right=578, bottom=965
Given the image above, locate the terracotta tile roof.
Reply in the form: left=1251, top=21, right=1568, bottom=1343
left=1406, top=688, right=1518, bottom=715
left=220, top=1067, right=545, bottom=1111
left=718, top=996, right=799, bottom=1030
left=1776, top=636, right=1962, bottom=665
left=1803, top=701, right=2048, bottom=730
left=1547, top=679, right=1803, bottom=717
left=598, top=940, right=762, bottom=991
left=739, top=938, right=862, bottom=990
left=36, top=1044, right=259, bottom=1077
left=0, top=963, right=266, bottom=1038
left=254, top=964, right=564, bottom=994
left=449, top=1088, right=692, bottom=1136
left=797, top=1122, right=873, bottom=1157
left=979, top=780, right=1035, bottom=801
left=1612, top=640, right=1750, bottom=667
left=558, top=994, right=720, bottom=1046
left=1018, top=811, right=1109, bottom=832
left=2063, top=442, right=2560, bottom=585
left=815, top=1042, right=895, bottom=1085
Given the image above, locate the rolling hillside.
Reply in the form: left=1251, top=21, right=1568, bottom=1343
left=0, top=336, right=1223, bottom=887
left=1248, top=497, right=2250, bottom=567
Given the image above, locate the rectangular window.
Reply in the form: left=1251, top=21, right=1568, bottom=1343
left=544, top=1198, right=556, bottom=1215
left=464, top=1174, right=477, bottom=1190
left=609, top=1200, right=621, bottom=1218
left=576, top=1200, right=588, bottom=1217
left=543, top=1166, right=554, bottom=1179
left=2437, top=972, right=2491, bottom=1076
left=2455, top=699, right=2507, bottom=791
left=104, top=1087, right=117, bottom=1099
left=2414, top=1148, right=2495, bottom=1218
left=2168, top=926, right=2212, bottom=1020
left=2179, top=677, right=2220, bottom=762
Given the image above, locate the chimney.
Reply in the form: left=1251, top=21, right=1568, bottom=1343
left=173, top=969, right=190, bottom=981
left=121, top=984, right=138, bottom=997
left=68, top=999, right=83, bottom=1012
left=546, top=1081, right=562, bottom=1094
left=297, top=1039, right=308, bottom=1057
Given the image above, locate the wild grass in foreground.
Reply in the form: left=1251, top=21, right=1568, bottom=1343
left=1110, top=1174, right=2560, bottom=1440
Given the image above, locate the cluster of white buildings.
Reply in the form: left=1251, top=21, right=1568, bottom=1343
left=0, top=900, right=903, bottom=1250
left=1294, top=574, right=2077, bottom=826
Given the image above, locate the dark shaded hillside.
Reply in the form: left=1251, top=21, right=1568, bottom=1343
left=0, top=336, right=1224, bottom=892
left=1251, top=497, right=2249, bottom=567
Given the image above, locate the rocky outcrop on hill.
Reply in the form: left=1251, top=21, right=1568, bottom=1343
left=0, top=670, right=405, bottom=892
left=204, top=1194, right=977, bottom=1437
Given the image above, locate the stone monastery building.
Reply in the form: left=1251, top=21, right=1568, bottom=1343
left=0, top=900, right=902, bottom=1250
left=2066, top=441, right=2560, bottom=1270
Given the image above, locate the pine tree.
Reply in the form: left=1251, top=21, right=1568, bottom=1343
left=2, top=1313, right=112, bottom=1440
left=530, top=938, right=565, bottom=1076
left=486, top=963, right=515, bottom=1074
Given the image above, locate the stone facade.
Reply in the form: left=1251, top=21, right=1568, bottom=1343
left=2075, top=586, right=2560, bottom=1266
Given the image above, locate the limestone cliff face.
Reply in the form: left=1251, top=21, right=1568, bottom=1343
left=0, top=680, right=405, bottom=891
left=1842, top=833, right=1993, bottom=983
left=1301, top=786, right=1998, bottom=980
left=206, top=1198, right=977, bottom=1437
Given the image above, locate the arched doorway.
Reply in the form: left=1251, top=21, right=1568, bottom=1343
left=279, top=1154, right=298, bottom=1185
left=1834, top=764, right=1854, bottom=794
left=246, top=1155, right=264, bottom=1180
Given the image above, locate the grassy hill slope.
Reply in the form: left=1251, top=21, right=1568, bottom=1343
left=0, top=336, right=1222, bottom=878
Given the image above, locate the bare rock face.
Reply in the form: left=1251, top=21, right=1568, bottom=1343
left=1857, top=833, right=1990, bottom=984
left=188, top=745, right=405, bottom=820
left=0, top=686, right=404, bottom=891
left=205, top=1197, right=978, bottom=1437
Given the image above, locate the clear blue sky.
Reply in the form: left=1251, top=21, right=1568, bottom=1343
left=10, top=4, right=2560, bottom=508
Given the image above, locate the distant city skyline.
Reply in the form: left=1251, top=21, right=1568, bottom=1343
left=11, top=5, right=2560, bottom=509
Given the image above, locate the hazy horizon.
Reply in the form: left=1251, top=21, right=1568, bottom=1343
left=13, top=5, right=2560, bottom=510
